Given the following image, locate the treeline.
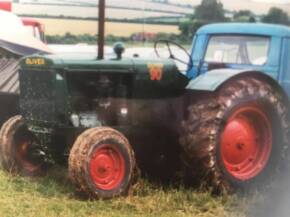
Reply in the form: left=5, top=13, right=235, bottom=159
left=46, top=32, right=182, bottom=45
left=20, top=14, right=181, bottom=25
left=46, top=33, right=97, bottom=44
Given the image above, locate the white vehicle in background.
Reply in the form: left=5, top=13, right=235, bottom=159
left=0, top=0, right=46, bottom=43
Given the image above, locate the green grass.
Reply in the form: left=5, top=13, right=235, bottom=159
left=0, top=167, right=251, bottom=217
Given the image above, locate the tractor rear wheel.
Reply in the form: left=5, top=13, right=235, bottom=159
left=68, top=127, right=137, bottom=199
left=180, top=77, right=290, bottom=193
left=0, top=115, right=46, bottom=176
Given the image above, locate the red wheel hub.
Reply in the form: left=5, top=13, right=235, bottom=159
left=16, top=140, right=41, bottom=172
left=220, top=105, right=272, bottom=181
left=89, top=144, right=125, bottom=190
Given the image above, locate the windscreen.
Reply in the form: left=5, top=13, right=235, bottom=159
left=204, top=35, right=270, bottom=66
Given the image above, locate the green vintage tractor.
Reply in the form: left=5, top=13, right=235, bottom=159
left=0, top=2, right=290, bottom=199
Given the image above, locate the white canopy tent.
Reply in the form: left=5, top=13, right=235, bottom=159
left=0, top=10, right=52, bottom=55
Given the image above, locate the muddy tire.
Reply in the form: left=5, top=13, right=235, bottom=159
left=0, top=115, right=46, bottom=176
left=68, top=127, right=137, bottom=199
left=180, top=77, right=290, bottom=193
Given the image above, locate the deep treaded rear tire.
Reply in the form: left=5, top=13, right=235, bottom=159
left=180, top=77, right=290, bottom=193
left=69, top=127, right=137, bottom=199
left=0, top=115, right=46, bottom=176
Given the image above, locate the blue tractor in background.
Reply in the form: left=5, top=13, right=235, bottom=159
left=1, top=21, right=290, bottom=199
left=176, top=23, right=290, bottom=192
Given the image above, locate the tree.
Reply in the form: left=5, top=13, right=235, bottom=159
left=179, top=20, right=208, bottom=41
left=249, top=16, right=256, bottom=23
left=233, top=10, right=256, bottom=23
left=262, top=7, right=289, bottom=25
left=194, top=0, right=226, bottom=22
left=152, top=0, right=168, bottom=3
left=234, top=10, right=253, bottom=19
left=178, top=0, right=225, bottom=41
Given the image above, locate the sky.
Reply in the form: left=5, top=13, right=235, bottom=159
left=253, top=0, right=290, bottom=3
left=168, top=0, right=290, bottom=6
left=18, top=0, right=290, bottom=5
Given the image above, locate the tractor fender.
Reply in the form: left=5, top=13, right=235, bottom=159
left=186, top=68, right=290, bottom=108
left=186, top=68, right=280, bottom=92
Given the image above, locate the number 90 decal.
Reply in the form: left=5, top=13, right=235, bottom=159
left=147, top=63, right=164, bottom=81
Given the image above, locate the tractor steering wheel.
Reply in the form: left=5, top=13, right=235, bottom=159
left=154, top=40, right=192, bottom=67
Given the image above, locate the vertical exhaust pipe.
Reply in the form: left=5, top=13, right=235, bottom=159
left=98, top=0, right=105, bottom=59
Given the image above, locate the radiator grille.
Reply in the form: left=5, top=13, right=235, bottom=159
left=19, top=70, right=56, bottom=123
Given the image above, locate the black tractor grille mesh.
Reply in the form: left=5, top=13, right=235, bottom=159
left=20, top=70, right=56, bottom=123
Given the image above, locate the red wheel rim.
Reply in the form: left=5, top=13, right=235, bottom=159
left=220, top=105, right=272, bottom=181
left=16, top=140, right=41, bottom=172
left=89, top=144, right=125, bottom=190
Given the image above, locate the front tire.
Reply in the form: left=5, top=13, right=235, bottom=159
left=180, top=77, right=290, bottom=193
left=0, top=115, right=46, bottom=176
left=68, top=127, right=137, bottom=199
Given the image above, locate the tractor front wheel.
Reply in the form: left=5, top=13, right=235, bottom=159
left=180, top=77, right=290, bottom=193
left=68, top=127, right=137, bottom=199
left=0, top=115, right=46, bottom=176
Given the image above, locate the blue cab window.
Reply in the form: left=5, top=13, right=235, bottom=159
left=204, top=35, right=270, bottom=66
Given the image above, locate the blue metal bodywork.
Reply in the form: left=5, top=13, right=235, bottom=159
left=186, top=23, right=290, bottom=98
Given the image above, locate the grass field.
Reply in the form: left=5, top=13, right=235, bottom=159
left=0, top=167, right=252, bottom=217
left=32, top=18, right=180, bottom=36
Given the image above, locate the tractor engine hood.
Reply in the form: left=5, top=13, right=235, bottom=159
left=20, top=54, right=189, bottom=98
